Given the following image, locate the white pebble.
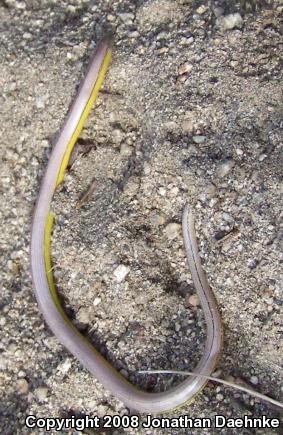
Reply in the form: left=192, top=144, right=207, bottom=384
left=112, top=129, right=124, bottom=144
left=0, top=355, right=7, bottom=370
left=129, top=31, right=139, bottom=38
left=259, top=153, right=267, bottom=161
left=118, top=12, right=134, bottom=25
left=0, top=317, right=6, bottom=327
left=34, top=387, right=48, bottom=402
left=216, top=159, right=234, bottom=178
left=250, top=375, right=259, bottom=385
left=107, top=14, right=115, bottom=22
left=158, top=187, right=166, bottom=196
left=196, top=5, right=208, bottom=15
left=170, top=186, right=179, bottom=196
left=218, top=13, right=243, bottom=31
left=175, top=323, right=181, bottom=332
left=35, top=95, right=48, bottom=109
left=93, top=297, right=101, bottom=306
left=165, top=223, right=181, bottom=240
left=23, top=32, right=32, bottom=40
left=8, top=81, right=17, bottom=91
left=77, top=307, right=91, bottom=324
left=120, top=143, right=133, bottom=156
left=236, top=148, right=243, bottom=156
left=114, top=265, right=130, bottom=283
left=193, top=135, right=206, bottom=144
left=187, top=294, right=200, bottom=307
left=57, top=359, right=72, bottom=374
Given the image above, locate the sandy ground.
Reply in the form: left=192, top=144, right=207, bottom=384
left=0, top=0, right=282, bottom=434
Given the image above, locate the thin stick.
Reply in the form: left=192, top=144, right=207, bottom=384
left=139, top=370, right=283, bottom=410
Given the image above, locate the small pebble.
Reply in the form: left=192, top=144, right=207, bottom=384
left=129, top=31, right=139, bottom=38
left=247, top=258, right=258, bottom=269
left=0, top=317, right=6, bottom=327
left=41, top=139, right=50, bottom=148
left=187, top=294, right=200, bottom=307
left=170, top=186, right=179, bottom=196
left=118, top=12, right=134, bottom=25
left=120, top=143, right=133, bottom=156
left=23, top=32, right=32, bottom=40
left=213, top=6, right=224, bottom=17
left=181, top=36, right=194, bottom=45
left=259, top=153, right=267, bottom=162
left=17, top=378, right=29, bottom=394
left=178, top=62, right=193, bottom=75
left=112, top=129, right=124, bottom=144
left=216, top=159, right=234, bottom=178
left=67, top=4, right=76, bottom=13
left=77, top=307, right=91, bottom=324
left=181, top=119, right=194, bottom=133
left=15, top=1, right=26, bottom=9
left=216, top=393, right=224, bottom=401
left=57, top=359, right=72, bottom=374
left=0, top=355, right=7, bottom=370
left=157, top=47, right=169, bottom=54
left=250, top=375, right=259, bottom=385
left=114, top=265, right=130, bottom=283
left=107, top=14, right=115, bottom=22
left=164, top=121, right=178, bottom=132
left=218, top=13, right=243, bottom=31
left=93, top=297, right=101, bottom=306
left=236, top=148, right=243, bottom=156
left=8, top=81, right=17, bottom=92
left=156, top=31, right=168, bottom=41
left=196, top=5, right=208, bottom=15
left=165, top=223, right=181, bottom=240
left=35, top=95, right=48, bottom=109
left=34, top=387, right=48, bottom=402
left=193, top=135, right=206, bottom=144
left=222, top=213, right=233, bottom=223
left=158, top=187, right=166, bottom=196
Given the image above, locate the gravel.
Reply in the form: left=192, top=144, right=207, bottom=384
left=0, top=0, right=282, bottom=434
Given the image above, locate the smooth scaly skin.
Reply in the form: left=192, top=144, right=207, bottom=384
left=30, top=39, right=223, bottom=413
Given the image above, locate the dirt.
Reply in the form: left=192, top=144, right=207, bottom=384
left=0, top=0, right=282, bottom=434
